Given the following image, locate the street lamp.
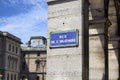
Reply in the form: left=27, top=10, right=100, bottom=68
left=40, top=58, right=46, bottom=80
left=35, top=58, right=46, bottom=80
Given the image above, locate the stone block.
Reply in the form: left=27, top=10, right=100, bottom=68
left=47, top=54, right=82, bottom=80
left=48, top=0, right=82, bottom=18
left=109, top=69, right=119, bottom=80
left=47, top=35, right=82, bottom=56
left=48, top=14, right=82, bottom=35
left=89, top=54, right=105, bottom=69
left=89, top=68, right=105, bottom=80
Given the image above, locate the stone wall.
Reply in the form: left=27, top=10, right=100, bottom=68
left=108, top=0, right=119, bottom=79
left=47, top=0, right=119, bottom=80
left=47, top=0, right=83, bottom=80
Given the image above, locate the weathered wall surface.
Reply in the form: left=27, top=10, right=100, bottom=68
left=108, top=0, right=119, bottom=79
left=89, top=24, right=105, bottom=80
left=47, top=0, right=83, bottom=80
left=89, top=0, right=119, bottom=80
left=89, top=0, right=105, bottom=79
left=47, top=0, right=119, bottom=80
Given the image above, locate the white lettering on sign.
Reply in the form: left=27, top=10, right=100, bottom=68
left=59, top=35, right=67, bottom=39
left=51, top=39, right=76, bottom=44
left=56, top=40, right=59, bottom=43
left=59, top=39, right=76, bottom=43
left=51, top=41, right=55, bottom=44
left=50, top=31, right=78, bottom=47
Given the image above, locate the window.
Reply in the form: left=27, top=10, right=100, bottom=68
left=7, top=73, right=9, bottom=80
left=14, top=60, right=15, bottom=69
left=36, top=63, right=40, bottom=71
left=12, top=59, right=14, bottom=69
left=37, top=53, right=40, bottom=56
left=35, top=59, right=40, bottom=71
left=36, top=76, right=39, bottom=80
left=22, top=76, right=27, bottom=80
left=12, top=45, right=14, bottom=52
left=9, top=44, right=11, bottom=51
left=10, top=59, right=12, bottom=68
left=23, top=53, right=26, bottom=57
left=14, top=74, right=16, bottom=80
left=15, top=59, right=18, bottom=70
left=22, top=62, right=26, bottom=70
left=11, top=74, right=13, bottom=80
left=16, top=47, right=18, bottom=53
left=33, top=41, right=35, bottom=43
left=8, top=57, right=10, bottom=68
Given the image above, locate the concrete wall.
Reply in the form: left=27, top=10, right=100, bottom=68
left=47, top=0, right=83, bottom=80
left=47, top=0, right=119, bottom=80
left=89, top=1, right=105, bottom=78
left=89, top=0, right=119, bottom=80
left=108, top=0, right=119, bottom=79
left=89, top=27, right=105, bottom=80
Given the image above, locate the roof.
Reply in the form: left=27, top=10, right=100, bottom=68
left=30, top=36, right=46, bottom=40
left=47, top=0, right=77, bottom=5
left=1, top=31, right=22, bottom=44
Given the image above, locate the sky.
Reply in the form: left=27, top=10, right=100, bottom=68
left=0, top=0, right=48, bottom=44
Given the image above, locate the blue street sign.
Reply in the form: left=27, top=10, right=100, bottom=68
left=50, top=30, right=79, bottom=48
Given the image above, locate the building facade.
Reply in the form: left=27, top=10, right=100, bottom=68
left=0, top=31, right=21, bottom=80
left=47, top=0, right=84, bottom=80
left=20, top=36, right=47, bottom=80
left=47, top=0, right=120, bottom=80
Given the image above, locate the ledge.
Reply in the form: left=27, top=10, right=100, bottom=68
left=21, top=46, right=46, bottom=52
left=109, top=37, right=120, bottom=41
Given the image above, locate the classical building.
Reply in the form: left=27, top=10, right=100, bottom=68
left=20, top=36, right=47, bottom=80
left=0, top=31, right=22, bottom=80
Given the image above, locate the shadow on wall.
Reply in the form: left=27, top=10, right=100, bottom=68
left=89, top=0, right=119, bottom=79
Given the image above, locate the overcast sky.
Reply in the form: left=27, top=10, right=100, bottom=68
left=0, top=0, right=47, bottom=44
